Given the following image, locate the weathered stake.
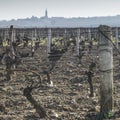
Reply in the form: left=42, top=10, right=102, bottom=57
left=115, top=27, right=119, bottom=49
left=98, top=25, right=114, bottom=118
left=9, top=25, right=16, bottom=59
left=47, top=28, right=51, bottom=54
left=76, top=29, right=80, bottom=56
left=64, top=29, right=67, bottom=47
left=88, top=28, right=91, bottom=40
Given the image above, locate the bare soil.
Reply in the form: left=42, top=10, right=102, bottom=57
left=0, top=45, right=120, bottom=120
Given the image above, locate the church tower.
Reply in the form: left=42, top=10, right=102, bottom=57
left=45, top=9, right=48, bottom=18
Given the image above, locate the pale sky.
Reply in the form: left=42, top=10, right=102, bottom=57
left=0, top=0, right=120, bottom=20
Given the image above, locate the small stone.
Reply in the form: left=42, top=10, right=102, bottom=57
left=47, top=81, right=53, bottom=87
left=95, top=105, right=100, bottom=112
left=50, top=111, right=58, bottom=118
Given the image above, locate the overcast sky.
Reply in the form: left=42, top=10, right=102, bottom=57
left=0, top=0, right=120, bottom=20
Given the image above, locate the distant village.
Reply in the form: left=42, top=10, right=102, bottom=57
left=0, top=9, right=120, bottom=28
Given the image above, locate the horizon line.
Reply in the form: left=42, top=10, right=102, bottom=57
left=0, top=14, right=120, bottom=21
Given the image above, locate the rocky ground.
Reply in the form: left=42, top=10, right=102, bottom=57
left=0, top=44, right=120, bottom=120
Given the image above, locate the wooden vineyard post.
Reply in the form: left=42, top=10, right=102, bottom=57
left=64, top=29, right=68, bottom=48
left=10, top=25, right=17, bottom=77
left=98, top=25, right=114, bottom=118
left=35, top=28, right=37, bottom=39
left=115, top=27, right=119, bottom=49
left=5, top=25, right=16, bottom=80
left=47, top=28, right=51, bottom=54
left=76, top=28, right=80, bottom=56
left=31, top=29, right=36, bottom=57
left=9, top=25, right=16, bottom=59
left=88, top=28, right=91, bottom=40
left=4, top=29, right=8, bottom=46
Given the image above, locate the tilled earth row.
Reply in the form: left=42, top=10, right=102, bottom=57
left=0, top=45, right=120, bottom=120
